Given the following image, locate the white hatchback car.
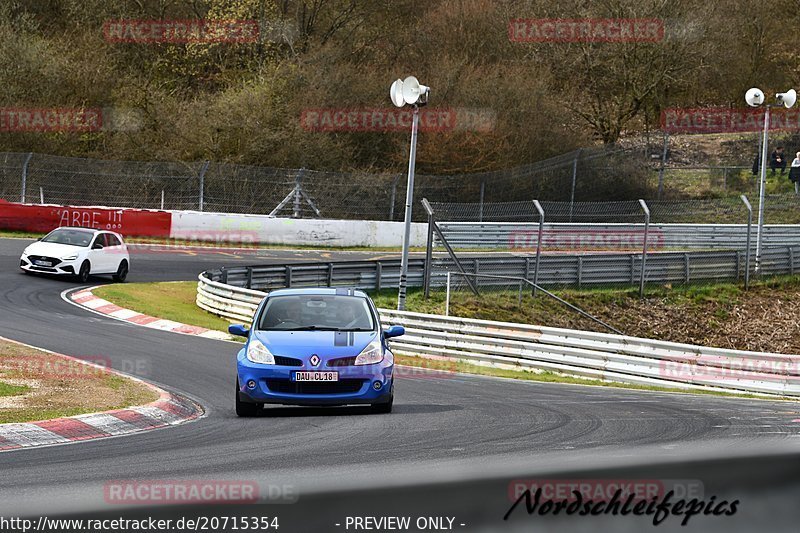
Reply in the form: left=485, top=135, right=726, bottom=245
left=19, top=227, right=130, bottom=283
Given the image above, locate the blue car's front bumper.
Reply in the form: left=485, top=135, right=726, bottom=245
left=237, top=351, right=394, bottom=406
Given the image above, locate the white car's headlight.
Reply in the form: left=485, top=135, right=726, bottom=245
left=21, top=247, right=31, bottom=256
left=354, top=339, right=383, bottom=366
left=246, top=339, right=275, bottom=365
left=61, top=254, right=78, bottom=261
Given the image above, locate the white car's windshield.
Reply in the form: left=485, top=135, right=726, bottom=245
left=258, top=295, right=375, bottom=332
left=41, top=229, right=94, bottom=247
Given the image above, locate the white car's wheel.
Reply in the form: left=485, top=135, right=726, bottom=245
left=77, top=261, right=90, bottom=283
left=112, top=260, right=129, bottom=283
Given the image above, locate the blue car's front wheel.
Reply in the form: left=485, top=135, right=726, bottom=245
left=235, top=378, right=261, bottom=417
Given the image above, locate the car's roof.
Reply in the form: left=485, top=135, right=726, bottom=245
left=267, top=287, right=369, bottom=298
left=53, top=226, right=102, bottom=233
left=53, top=226, right=123, bottom=236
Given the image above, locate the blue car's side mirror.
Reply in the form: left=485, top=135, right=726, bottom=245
left=384, top=325, right=405, bottom=339
left=228, top=324, right=250, bottom=337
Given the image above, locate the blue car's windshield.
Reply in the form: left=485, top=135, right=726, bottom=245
left=41, top=228, right=94, bottom=247
left=258, top=295, right=375, bottom=332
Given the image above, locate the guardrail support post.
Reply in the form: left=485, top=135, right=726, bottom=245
left=246, top=267, right=253, bottom=289
left=20, top=152, right=32, bottom=203
left=423, top=200, right=435, bottom=299
left=639, top=199, right=650, bottom=298
left=741, top=195, right=753, bottom=290
left=445, top=272, right=451, bottom=316
left=327, top=263, right=334, bottom=287
left=532, top=200, right=545, bottom=296
left=221, top=267, right=228, bottom=284
left=285, top=266, right=292, bottom=288
left=789, top=247, right=795, bottom=275
left=375, top=262, right=382, bottom=291
left=684, top=253, right=690, bottom=284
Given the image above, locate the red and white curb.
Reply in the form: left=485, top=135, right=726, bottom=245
left=65, top=286, right=233, bottom=341
left=0, top=337, right=203, bottom=452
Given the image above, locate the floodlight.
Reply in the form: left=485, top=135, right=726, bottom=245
left=777, top=89, right=797, bottom=109
left=390, top=79, right=405, bottom=108
left=401, top=76, right=429, bottom=106
left=745, top=87, right=764, bottom=107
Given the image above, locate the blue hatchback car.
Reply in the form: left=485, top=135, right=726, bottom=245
left=230, top=287, right=405, bottom=416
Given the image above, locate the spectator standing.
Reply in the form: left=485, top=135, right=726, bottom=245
left=790, top=152, right=800, bottom=194
left=771, top=146, right=787, bottom=175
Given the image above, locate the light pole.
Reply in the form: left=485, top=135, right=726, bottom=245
left=390, top=76, right=430, bottom=310
left=745, top=87, right=796, bottom=272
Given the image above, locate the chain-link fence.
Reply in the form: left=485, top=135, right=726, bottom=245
left=0, top=147, right=656, bottom=220
left=425, top=196, right=800, bottom=293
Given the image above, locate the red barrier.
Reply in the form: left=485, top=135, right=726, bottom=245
left=0, top=200, right=171, bottom=237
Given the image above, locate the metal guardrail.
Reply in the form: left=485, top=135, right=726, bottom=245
left=204, top=259, right=426, bottom=291
left=202, top=245, right=800, bottom=296
left=436, top=222, right=800, bottom=250
left=197, top=272, right=800, bottom=397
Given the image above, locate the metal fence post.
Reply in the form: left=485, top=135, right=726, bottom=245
left=741, top=195, right=752, bottom=290
left=198, top=160, right=210, bottom=212
left=638, top=199, right=650, bottom=297
left=20, top=152, right=32, bottom=203
left=422, top=199, right=435, bottom=298
left=657, top=132, right=668, bottom=200
left=389, top=175, right=399, bottom=220
left=479, top=180, right=485, bottom=222
left=160, top=189, right=165, bottom=210
left=532, top=200, right=545, bottom=296
left=569, top=149, right=580, bottom=222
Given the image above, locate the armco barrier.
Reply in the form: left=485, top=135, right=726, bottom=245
left=197, top=271, right=800, bottom=397
left=439, top=222, right=800, bottom=250
left=199, top=245, right=800, bottom=292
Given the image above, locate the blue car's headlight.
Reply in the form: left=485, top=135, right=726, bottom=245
left=354, top=339, right=383, bottom=366
left=246, top=339, right=275, bottom=364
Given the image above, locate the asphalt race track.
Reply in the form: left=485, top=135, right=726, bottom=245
left=0, top=237, right=799, bottom=528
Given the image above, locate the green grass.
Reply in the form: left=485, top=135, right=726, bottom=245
left=94, top=281, right=235, bottom=331
left=0, top=381, right=29, bottom=397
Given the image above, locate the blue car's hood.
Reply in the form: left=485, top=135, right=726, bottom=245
left=252, top=330, right=377, bottom=357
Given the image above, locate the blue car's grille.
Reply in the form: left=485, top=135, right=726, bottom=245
left=265, top=379, right=366, bottom=395
left=327, top=356, right=357, bottom=367
left=273, top=355, right=303, bottom=367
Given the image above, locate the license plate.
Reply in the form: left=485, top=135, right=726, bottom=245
left=33, top=260, right=50, bottom=267
left=294, top=371, right=338, bottom=382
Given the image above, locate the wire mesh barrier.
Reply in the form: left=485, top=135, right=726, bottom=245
left=0, top=147, right=659, bottom=220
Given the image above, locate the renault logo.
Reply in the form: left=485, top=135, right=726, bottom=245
left=309, top=354, right=320, bottom=367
